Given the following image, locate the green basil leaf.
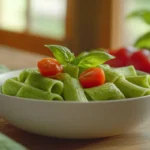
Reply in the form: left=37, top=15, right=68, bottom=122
left=76, top=51, right=89, bottom=59
left=45, top=45, right=75, bottom=64
left=127, top=10, right=150, bottom=25
left=134, top=32, right=150, bottom=50
left=76, top=49, right=106, bottom=59
left=72, top=50, right=115, bottom=68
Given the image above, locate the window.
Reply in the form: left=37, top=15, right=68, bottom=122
left=1, top=0, right=26, bottom=32
left=30, top=0, right=66, bottom=39
left=0, top=0, right=113, bottom=54
left=0, top=0, right=67, bottom=55
left=0, top=0, right=67, bottom=39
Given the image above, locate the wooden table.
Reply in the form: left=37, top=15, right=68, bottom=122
left=1, top=46, right=150, bottom=150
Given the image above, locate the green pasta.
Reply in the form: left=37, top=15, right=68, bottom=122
left=24, top=72, right=63, bottom=95
left=62, top=75, right=88, bottom=102
left=2, top=78, right=23, bottom=96
left=114, top=66, right=137, bottom=77
left=115, top=78, right=150, bottom=98
left=137, top=70, right=148, bottom=75
left=16, top=85, right=53, bottom=100
left=2, top=70, right=64, bottom=100
left=126, top=75, right=150, bottom=88
left=63, top=63, right=79, bottom=78
left=16, top=84, right=63, bottom=100
left=145, top=89, right=150, bottom=95
left=18, top=69, right=38, bottom=82
left=84, top=83, right=125, bottom=101
left=1, top=62, right=150, bottom=102
left=100, top=65, right=124, bottom=82
left=136, top=71, right=150, bottom=86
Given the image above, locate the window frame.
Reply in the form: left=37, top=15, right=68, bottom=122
left=0, top=0, right=113, bottom=55
left=0, top=0, right=68, bottom=55
left=111, top=0, right=124, bottom=49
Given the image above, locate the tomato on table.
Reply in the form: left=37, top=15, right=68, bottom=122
left=130, top=50, right=150, bottom=73
left=106, top=48, right=130, bottom=67
left=105, top=50, right=118, bottom=67
left=79, top=67, right=105, bottom=88
left=37, top=58, right=63, bottom=77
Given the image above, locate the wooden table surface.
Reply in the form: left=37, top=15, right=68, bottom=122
left=1, top=46, right=150, bottom=150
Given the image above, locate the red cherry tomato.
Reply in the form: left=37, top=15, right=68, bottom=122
left=106, top=48, right=130, bottom=67
left=105, top=50, right=118, bottom=67
left=130, top=50, right=150, bottom=73
left=37, top=58, right=63, bottom=77
left=79, top=67, right=105, bottom=88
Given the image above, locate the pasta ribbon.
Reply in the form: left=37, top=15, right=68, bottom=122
left=115, top=78, right=150, bottom=98
left=2, top=70, right=64, bottom=101
left=84, top=83, right=125, bottom=100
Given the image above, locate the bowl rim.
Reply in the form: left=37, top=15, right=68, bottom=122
left=0, top=68, right=150, bottom=104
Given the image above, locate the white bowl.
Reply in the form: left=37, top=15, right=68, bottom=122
left=0, top=70, right=150, bottom=139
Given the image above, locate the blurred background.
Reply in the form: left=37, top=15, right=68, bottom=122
left=0, top=0, right=150, bottom=55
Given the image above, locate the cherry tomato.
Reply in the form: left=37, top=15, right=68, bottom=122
left=105, top=50, right=118, bottom=67
left=79, top=67, right=105, bottom=88
left=130, top=50, right=150, bottom=73
left=106, top=48, right=130, bottom=67
left=37, top=58, right=63, bottom=77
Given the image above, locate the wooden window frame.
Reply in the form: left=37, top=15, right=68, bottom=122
left=0, top=0, right=114, bottom=55
left=111, top=0, right=124, bottom=49
left=0, top=0, right=68, bottom=55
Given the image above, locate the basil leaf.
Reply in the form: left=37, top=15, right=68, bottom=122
left=134, top=32, right=150, bottom=50
left=76, top=51, right=89, bottom=59
left=127, top=10, right=150, bottom=25
left=73, top=51, right=115, bottom=68
left=45, top=45, right=75, bottom=64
